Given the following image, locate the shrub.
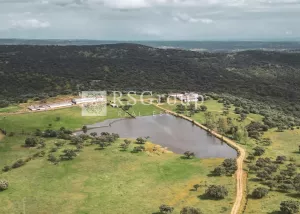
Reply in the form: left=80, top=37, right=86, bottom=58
left=136, top=137, right=146, bottom=144
left=222, top=158, right=237, bottom=175
left=24, top=137, right=38, bottom=147
left=276, top=156, right=287, bottom=164
left=12, top=159, right=25, bottom=168
left=253, top=146, right=265, bottom=156
left=48, top=154, right=60, bottom=164
left=132, top=146, right=145, bottom=153
left=0, top=180, right=9, bottom=191
left=212, top=166, right=226, bottom=176
left=159, top=204, right=174, bottom=213
left=280, top=201, right=300, bottom=214
left=2, top=165, right=11, bottom=172
left=278, top=184, right=294, bottom=192
left=252, top=187, right=269, bottom=199
left=205, top=185, right=228, bottom=199
left=199, top=105, right=207, bottom=112
left=60, top=149, right=77, bottom=160
left=183, top=151, right=195, bottom=159
left=90, top=132, right=98, bottom=137
left=50, top=147, right=58, bottom=153
left=180, top=207, right=203, bottom=214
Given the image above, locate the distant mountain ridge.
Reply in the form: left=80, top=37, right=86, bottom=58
left=1, top=39, right=300, bottom=53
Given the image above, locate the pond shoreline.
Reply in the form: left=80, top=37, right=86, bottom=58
left=75, top=114, right=237, bottom=159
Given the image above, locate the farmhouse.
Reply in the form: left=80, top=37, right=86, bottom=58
left=169, top=92, right=199, bottom=102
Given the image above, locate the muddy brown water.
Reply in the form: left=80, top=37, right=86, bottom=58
left=75, top=114, right=237, bottom=158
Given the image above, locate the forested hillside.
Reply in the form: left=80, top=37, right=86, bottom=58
left=1, top=43, right=300, bottom=114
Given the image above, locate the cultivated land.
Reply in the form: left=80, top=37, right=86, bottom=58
left=0, top=100, right=235, bottom=214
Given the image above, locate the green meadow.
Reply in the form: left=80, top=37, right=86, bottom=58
left=0, top=101, right=235, bottom=214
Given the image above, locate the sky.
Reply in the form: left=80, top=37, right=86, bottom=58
left=0, top=0, right=300, bottom=41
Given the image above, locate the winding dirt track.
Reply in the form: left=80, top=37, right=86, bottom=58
left=155, top=104, right=246, bottom=214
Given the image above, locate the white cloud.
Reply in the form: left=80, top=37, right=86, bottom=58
left=11, top=19, right=50, bottom=29
left=173, top=13, right=214, bottom=24
left=138, top=26, right=161, bottom=36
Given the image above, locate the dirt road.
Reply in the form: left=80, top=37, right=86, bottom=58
left=155, top=104, right=246, bottom=214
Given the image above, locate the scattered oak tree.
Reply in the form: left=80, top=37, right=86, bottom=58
left=252, top=187, right=269, bottom=199
left=205, top=185, right=228, bottom=199
left=280, top=201, right=300, bottom=214
left=184, top=151, right=195, bottom=159
left=180, top=207, right=203, bottom=214
left=159, top=204, right=174, bottom=213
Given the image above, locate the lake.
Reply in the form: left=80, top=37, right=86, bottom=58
left=76, top=114, right=237, bottom=158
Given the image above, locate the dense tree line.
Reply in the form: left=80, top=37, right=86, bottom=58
left=1, top=44, right=300, bottom=112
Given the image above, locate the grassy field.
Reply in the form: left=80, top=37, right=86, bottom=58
left=0, top=105, right=22, bottom=113
left=0, top=103, right=160, bottom=133
left=0, top=101, right=236, bottom=213
left=0, top=139, right=235, bottom=214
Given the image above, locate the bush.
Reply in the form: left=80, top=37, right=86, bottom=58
left=184, top=151, right=195, bottom=159
left=50, top=147, right=58, bottom=153
left=276, top=156, right=287, bottom=164
left=0, top=180, right=9, bottom=191
left=24, top=137, right=38, bottom=147
left=12, top=159, right=25, bottom=168
left=132, top=146, right=145, bottom=153
left=159, top=204, right=174, bottom=213
left=48, top=154, right=60, bottom=164
left=212, top=166, right=226, bottom=176
left=222, top=158, right=237, bottom=175
left=280, top=201, right=300, bottom=214
left=252, top=187, right=269, bottom=199
left=2, top=165, right=11, bottom=172
left=136, top=137, right=146, bottom=144
left=60, top=149, right=77, bottom=160
left=253, top=146, right=265, bottom=156
left=180, top=207, right=203, bottom=214
left=205, top=185, right=228, bottom=199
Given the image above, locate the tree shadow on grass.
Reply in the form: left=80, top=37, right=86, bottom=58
left=198, top=194, right=222, bottom=201
left=249, top=177, right=261, bottom=182
left=94, top=148, right=105, bottom=150
left=286, top=193, right=300, bottom=198
left=267, top=211, right=281, bottom=214
left=152, top=212, right=161, bottom=214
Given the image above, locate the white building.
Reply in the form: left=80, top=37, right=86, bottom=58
left=47, top=102, right=73, bottom=109
left=72, top=97, right=105, bottom=104
left=169, top=92, right=199, bottom=102
left=28, top=105, right=48, bottom=111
